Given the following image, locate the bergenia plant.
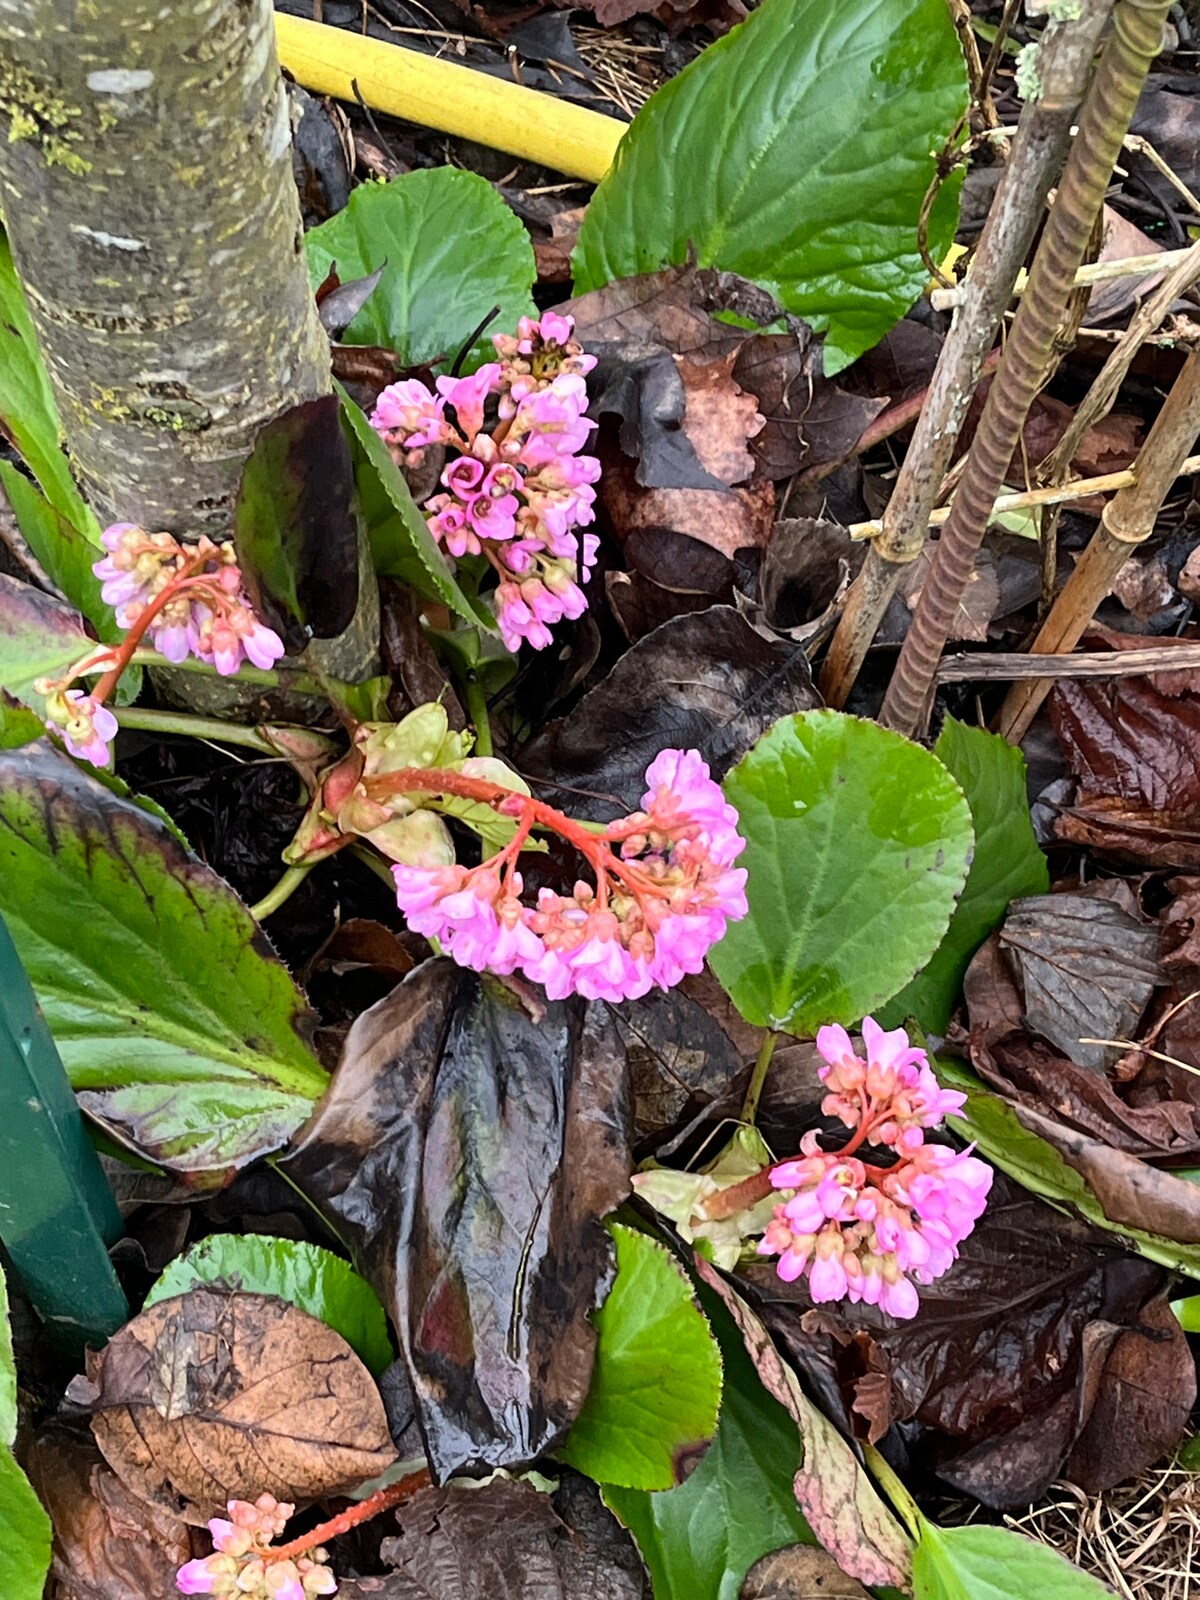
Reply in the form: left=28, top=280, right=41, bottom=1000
left=692, top=1019, right=992, bottom=1319
left=370, top=312, right=601, bottom=651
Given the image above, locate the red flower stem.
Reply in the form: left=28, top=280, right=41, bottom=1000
left=258, top=1468, right=432, bottom=1564
left=364, top=768, right=616, bottom=872
left=90, top=553, right=210, bottom=703
left=700, top=1102, right=876, bottom=1223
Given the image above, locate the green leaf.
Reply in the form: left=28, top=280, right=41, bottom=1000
left=0, top=693, right=45, bottom=752
left=0, top=745, right=327, bottom=1185
left=560, top=1223, right=723, bottom=1489
left=0, top=464, right=115, bottom=638
left=0, top=1443, right=51, bottom=1600
left=603, top=1283, right=815, bottom=1600
left=881, top=718, right=1048, bottom=1032
left=0, top=572, right=92, bottom=712
left=339, top=386, right=489, bottom=628
left=307, top=169, right=536, bottom=372
left=913, top=1522, right=1114, bottom=1599
left=935, top=1056, right=1200, bottom=1276
left=145, top=1234, right=395, bottom=1376
left=1172, top=1294, right=1200, bottom=1332
left=709, top=710, right=974, bottom=1034
left=571, top=0, right=967, bottom=372
left=0, top=234, right=99, bottom=543
left=0, top=1263, right=15, bottom=1449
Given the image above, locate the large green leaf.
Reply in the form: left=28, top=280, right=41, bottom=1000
left=145, top=1234, right=395, bottom=1376
left=571, top=0, right=967, bottom=372
left=307, top=169, right=536, bottom=372
left=604, top=1284, right=815, bottom=1600
left=882, top=718, right=1048, bottom=1032
left=0, top=746, right=327, bottom=1185
left=0, top=1445, right=51, bottom=1600
left=559, top=1224, right=722, bottom=1490
left=0, top=235, right=97, bottom=539
left=913, top=1522, right=1113, bottom=1600
left=709, top=710, right=974, bottom=1034
left=340, top=387, right=489, bottom=628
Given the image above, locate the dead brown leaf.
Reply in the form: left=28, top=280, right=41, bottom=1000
left=741, top=1545, right=871, bottom=1599
left=676, top=353, right=764, bottom=485
left=28, top=1426, right=191, bottom=1600
left=79, top=1287, right=396, bottom=1520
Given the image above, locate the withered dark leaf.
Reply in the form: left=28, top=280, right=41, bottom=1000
left=613, top=986, right=746, bottom=1152
left=760, top=520, right=865, bottom=635
left=338, top=1474, right=647, bottom=1599
left=741, top=1544, right=872, bottom=1600
left=234, top=394, right=359, bottom=649
left=521, top=607, right=820, bottom=821
left=999, top=894, right=1162, bottom=1070
left=740, top=1180, right=1180, bottom=1508
left=81, top=1287, right=396, bottom=1519
left=282, top=960, right=631, bottom=1480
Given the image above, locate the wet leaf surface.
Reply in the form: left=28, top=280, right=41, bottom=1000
left=998, top=894, right=1162, bottom=1071
left=520, top=607, right=819, bottom=820
left=740, top=1544, right=872, bottom=1599
left=234, top=395, right=359, bottom=648
left=79, top=1287, right=396, bottom=1519
left=339, top=1474, right=648, bottom=1599
left=695, top=1263, right=911, bottom=1590
left=613, top=986, right=746, bottom=1152
left=741, top=1177, right=1190, bottom=1507
left=282, top=960, right=631, bottom=1480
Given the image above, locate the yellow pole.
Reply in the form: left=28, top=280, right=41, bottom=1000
left=275, top=13, right=627, bottom=184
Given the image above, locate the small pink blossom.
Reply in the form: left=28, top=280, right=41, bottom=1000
left=44, top=689, right=119, bottom=768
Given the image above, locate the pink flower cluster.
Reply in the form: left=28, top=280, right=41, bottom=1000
left=177, top=1495, right=336, bottom=1600
left=371, top=312, right=600, bottom=652
left=757, top=1019, right=992, bottom=1319
left=393, top=748, right=747, bottom=1002
left=94, top=523, right=285, bottom=675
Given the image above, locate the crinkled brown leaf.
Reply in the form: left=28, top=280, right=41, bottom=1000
left=760, top=520, right=864, bottom=636
left=521, top=607, right=820, bottom=821
left=605, top=569, right=719, bottom=642
left=694, top=1262, right=912, bottom=1591
left=338, top=1474, right=647, bottom=1599
left=740, top=1180, right=1182, bottom=1507
left=1050, top=632, right=1200, bottom=866
left=79, top=1287, right=395, bottom=1519
left=740, top=1544, right=871, bottom=1599
left=998, top=893, right=1162, bottom=1071
left=282, top=959, right=631, bottom=1481
left=28, top=1426, right=190, bottom=1600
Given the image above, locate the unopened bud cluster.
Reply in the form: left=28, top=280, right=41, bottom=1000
left=176, top=1495, right=336, bottom=1600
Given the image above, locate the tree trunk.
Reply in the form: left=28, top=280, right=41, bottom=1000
left=0, top=0, right=378, bottom=686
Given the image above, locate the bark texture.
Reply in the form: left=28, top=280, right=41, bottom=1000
left=0, top=0, right=328, bottom=538
left=0, top=0, right=378, bottom=689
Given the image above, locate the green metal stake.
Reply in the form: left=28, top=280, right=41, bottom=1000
left=0, top=912, right=127, bottom=1354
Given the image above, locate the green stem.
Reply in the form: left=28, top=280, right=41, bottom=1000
left=465, top=677, right=494, bottom=758
left=740, top=1033, right=777, bottom=1125
left=862, top=1443, right=924, bottom=1543
left=349, top=842, right=402, bottom=891
left=114, top=706, right=277, bottom=752
left=249, top=864, right=313, bottom=921
left=118, top=649, right=327, bottom=697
